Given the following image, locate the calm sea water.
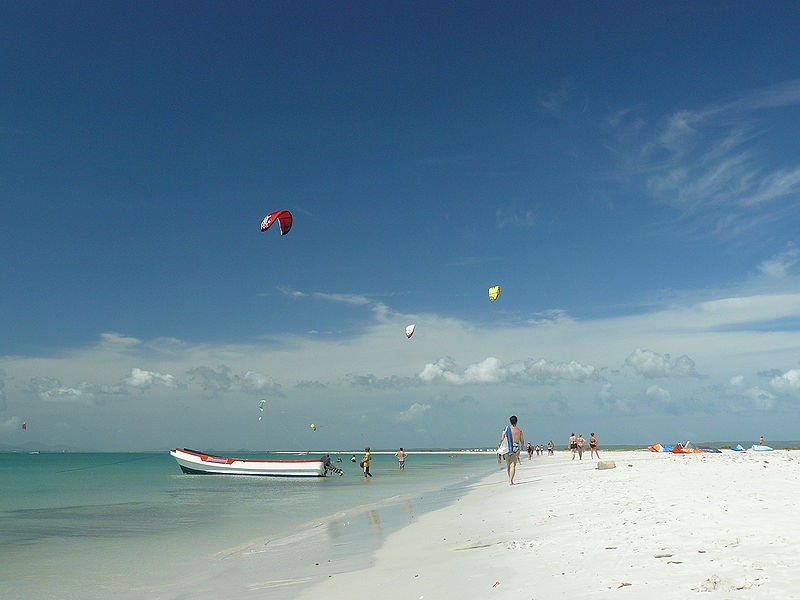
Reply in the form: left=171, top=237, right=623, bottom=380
left=0, top=451, right=496, bottom=599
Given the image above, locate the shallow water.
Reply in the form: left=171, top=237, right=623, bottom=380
left=0, top=451, right=496, bottom=599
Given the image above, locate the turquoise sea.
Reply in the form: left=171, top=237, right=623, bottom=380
left=0, top=450, right=496, bottom=599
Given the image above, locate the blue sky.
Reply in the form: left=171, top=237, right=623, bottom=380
left=3, top=2, right=800, bottom=450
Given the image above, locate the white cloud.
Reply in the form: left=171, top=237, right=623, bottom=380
left=743, top=387, right=776, bottom=410
left=729, top=375, right=745, bottom=387
left=646, top=384, right=671, bottom=403
left=29, top=376, right=89, bottom=403
left=758, top=244, right=800, bottom=278
left=99, top=332, right=142, bottom=348
left=124, top=367, right=176, bottom=389
left=770, top=369, right=800, bottom=392
left=616, top=80, right=800, bottom=237
left=187, top=365, right=279, bottom=394
left=418, top=356, right=598, bottom=385
left=396, top=402, right=432, bottom=422
left=241, top=370, right=276, bottom=391
left=597, top=383, right=633, bottom=413
left=624, top=349, right=698, bottom=378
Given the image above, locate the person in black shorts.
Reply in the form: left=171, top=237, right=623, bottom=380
left=589, top=432, right=600, bottom=459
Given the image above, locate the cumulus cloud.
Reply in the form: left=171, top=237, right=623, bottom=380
left=124, top=368, right=176, bottom=389
left=743, top=387, right=776, bottom=410
left=345, top=373, right=416, bottom=390
left=30, top=376, right=90, bottom=403
left=597, top=383, right=632, bottom=413
left=770, top=369, right=800, bottom=392
left=418, top=356, right=599, bottom=385
left=396, top=402, right=432, bottom=422
left=624, top=349, right=699, bottom=378
left=242, top=370, right=277, bottom=391
left=729, top=375, right=745, bottom=387
left=187, top=365, right=280, bottom=394
left=645, top=384, right=671, bottom=403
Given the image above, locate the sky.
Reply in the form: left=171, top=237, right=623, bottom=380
left=3, top=2, right=800, bottom=450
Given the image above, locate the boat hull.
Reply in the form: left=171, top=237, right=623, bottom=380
left=170, top=448, right=327, bottom=477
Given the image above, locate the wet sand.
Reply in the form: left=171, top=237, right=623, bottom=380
left=298, top=449, right=800, bottom=599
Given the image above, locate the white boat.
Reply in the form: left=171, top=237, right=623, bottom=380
left=170, top=448, right=329, bottom=477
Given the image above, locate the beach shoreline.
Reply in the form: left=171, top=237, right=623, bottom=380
left=297, top=449, right=800, bottom=599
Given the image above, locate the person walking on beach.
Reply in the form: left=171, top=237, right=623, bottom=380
left=576, top=434, right=585, bottom=460
left=395, top=447, right=408, bottom=470
left=500, top=415, right=524, bottom=485
left=547, top=440, right=554, bottom=455
left=569, top=433, right=578, bottom=460
left=361, top=447, right=373, bottom=477
left=527, top=442, right=533, bottom=460
left=589, top=433, right=600, bottom=459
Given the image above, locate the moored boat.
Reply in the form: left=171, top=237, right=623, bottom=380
left=170, top=448, right=329, bottom=477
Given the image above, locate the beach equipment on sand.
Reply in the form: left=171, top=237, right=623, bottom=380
left=731, top=444, right=746, bottom=452
left=670, top=442, right=704, bottom=454
left=648, top=444, right=663, bottom=452
left=750, top=444, right=773, bottom=452
left=597, top=460, right=616, bottom=470
left=169, top=448, right=337, bottom=477
left=697, top=446, right=721, bottom=453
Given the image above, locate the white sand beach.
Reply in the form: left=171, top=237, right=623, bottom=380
left=298, top=450, right=800, bottom=599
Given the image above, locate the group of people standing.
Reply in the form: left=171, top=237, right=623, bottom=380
left=525, top=441, right=555, bottom=459
left=567, top=432, right=600, bottom=460
left=497, top=416, right=603, bottom=485
left=353, top=447, right=409, bottom=477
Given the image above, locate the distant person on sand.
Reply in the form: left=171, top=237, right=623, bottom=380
left=361, top=447, right=373, bottom=477
left=759, top=435, right=765, bottom=445
left=500, top=415, right=524, bottom=485
left=547, top=440, right=554, bottom=455
left=569, top=433, right=578, bottom=460
left=589, top=433, right=599, bottom=459
left=576, top=434, right=585, bottom=460
left=395, top=447, right=408, bottom=470
left=527, top=442, right=533, bottom=460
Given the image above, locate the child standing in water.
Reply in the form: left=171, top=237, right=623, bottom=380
left=361, top=447, right=373, bottom=477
